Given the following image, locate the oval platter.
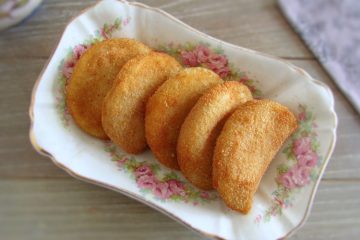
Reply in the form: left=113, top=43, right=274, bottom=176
left=29, top=1, right=338, bottom=239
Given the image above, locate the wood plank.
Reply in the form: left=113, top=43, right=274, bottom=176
left=0, top=58, right=68, bottom=179
left=0, top=179, right=359, bottom=240
left=0, top=0, right=312, bottom=59
left=0, top=0, right=359, bottom=239
left=153, top=0, right=313, bottom=58
left=0, top=179, right=202, bottom=240
left=292, top=181, right=360, bottom=240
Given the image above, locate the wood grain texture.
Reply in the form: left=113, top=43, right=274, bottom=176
left=0, top=0, right=359, bottom=239
left=0, top=179, right=201, bottom=240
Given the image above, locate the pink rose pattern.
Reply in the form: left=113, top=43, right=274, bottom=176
left=277, top=136, right=317, bottom=189
left=62, top=44, right=88, bottom=79
left=105, top=142, right=217, bottom=203
left=181, top=51, right=198, bottom=67
left=255, top=105, right=322, bottom=223
left=181, top=45, right=230, bottom=78
left=277, top=171, right=296, bottom=189
left=154, top=182, right=172, bottom=199
left=134, top=165, right=152, bottom=178
left=168, top=179, right=186, bottom=196
left=137, top=174, right=157, bottom=190
left=159, top=43, right=261, bottom=96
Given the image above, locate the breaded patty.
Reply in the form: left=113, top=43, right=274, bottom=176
left=213, top=99, right=298, bottom=213
left=66, top=38, right=151, bottom=139
left=177, top=81, right=252, bottom=190
left=145, top=67, right=223, bottom=169
left=102, top=52, right=182, bottom=154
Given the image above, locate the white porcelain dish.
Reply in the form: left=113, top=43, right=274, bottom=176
left=29, top=1, right=337, bottom=239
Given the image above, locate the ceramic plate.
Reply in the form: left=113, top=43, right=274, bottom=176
left=29, top=1, right=337, bottom=239
left=0, top=0, right=43, bottom=31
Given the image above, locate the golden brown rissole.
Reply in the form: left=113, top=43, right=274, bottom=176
left=145, top=67, right=223, bottom=169
left=102, top=52, right=182, bottom=154
left=66, top=38, right=151, bottom=139
left=177, top=81, right=253, bottom=190
left=213, top=99, right=298, bottom=213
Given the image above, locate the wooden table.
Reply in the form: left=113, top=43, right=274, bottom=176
left=1, top=0, right=359, bottom=239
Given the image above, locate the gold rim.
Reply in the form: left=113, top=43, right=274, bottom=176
left=28, top=1, right=338, bottom=239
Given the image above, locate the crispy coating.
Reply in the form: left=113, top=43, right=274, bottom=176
left=66, top=38, right=151, bottom=139
left=213, top=100, right=298, bottom=213
left=177, top=81, right=253, bottom=190
left=145, top=67, right=223, bottom=169
left=102, top=52, right=182, bottom=154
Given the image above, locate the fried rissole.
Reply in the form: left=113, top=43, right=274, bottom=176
left=102, top=52, right=182, bottom=153
left=177, top=81, right=252, bottom=190
left=145, top=67, right=223, bottom=169
left=213, top=99, right=298, bottom=213
left=66, top=38, right=151, bottom=139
